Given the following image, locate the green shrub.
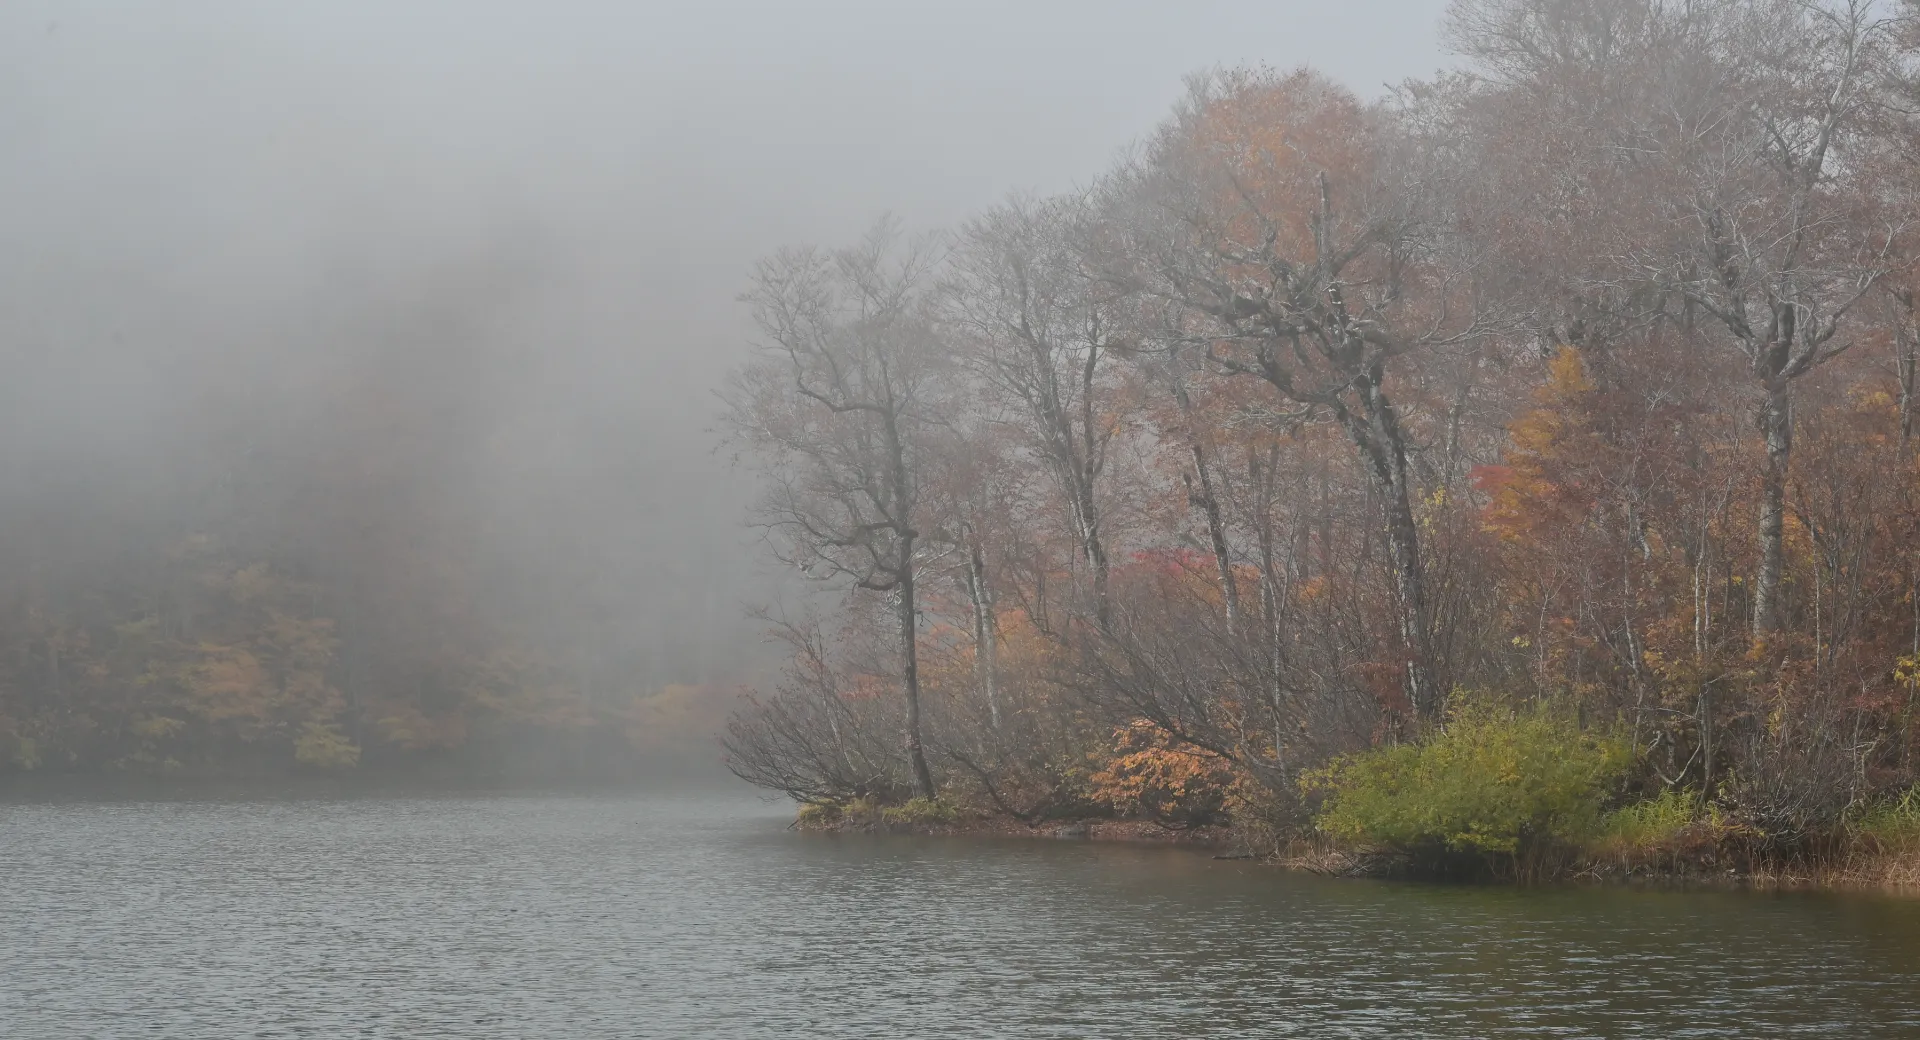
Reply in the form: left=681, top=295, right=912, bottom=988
left=1854, top=786, right=1920, bottom=850
left=5, top=734, right=40, bottom=770
left=1600, top=787, right=1705, bottom=848
left=1587, top=787, right=1742, bottom=869
left=293, top=723, right=361, bottom=770
left=1304, top=703, right=1628, bottom=871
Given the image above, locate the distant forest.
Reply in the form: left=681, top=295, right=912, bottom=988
left=0, top=213, right=746, bottom=782
left=723, top=0, right=1920, bottom=876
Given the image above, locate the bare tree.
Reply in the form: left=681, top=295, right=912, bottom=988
left=1673, top=0, right=1896, bottom=636
left=723, top=220, right=944, bottom=799
left=946, top=196, right=1128, bottom=629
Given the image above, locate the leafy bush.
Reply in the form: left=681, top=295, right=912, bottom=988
left=293, top=723, right=361, bottom=770
left=1304, top=703, right=1628, bottom=873
left=4, top=734, right=39, bottom=770
left=1600, top=787, right=1704, bottom=848
left=1587, top=787, right=1745, bottom=870
left=1853, top=786, right=1920, bottom=850
left=1087, top=720, right=1245, bottom=829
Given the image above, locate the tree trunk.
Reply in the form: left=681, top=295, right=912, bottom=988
left=1080, top=500, right=1111, bottom=630
left=1342, top=370, right=1437, bottom=723
left=1897, top=291, right=1916, bottom=448
left=898, top=535, right=936, bottom=801
left=1753, top=379, right=1791, bottom=639
left=1698, top=686, right=1714, bottom=802
left=965, top=539, right=999, bottom=730
left=1186, top=442, right=1240, bottom=635
left=1252, top=446, right=1290, bottom=771
left=1077, top=341, right=1112, bottom=629
left=1381, top=479, right=1437, bottom=721
left=1171, top=362, right=1239, bottom=634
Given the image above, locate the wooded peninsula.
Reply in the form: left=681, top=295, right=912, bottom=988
left=721, top=0, right=1920, bottom=886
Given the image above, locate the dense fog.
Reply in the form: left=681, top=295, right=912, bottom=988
left=0, top=2, right=1445, bottom=778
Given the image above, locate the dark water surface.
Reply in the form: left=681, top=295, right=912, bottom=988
left=4, top=791, right=1919, bottom=1038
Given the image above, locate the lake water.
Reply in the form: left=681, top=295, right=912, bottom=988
left=4, top=790, right=1919, bottom=1038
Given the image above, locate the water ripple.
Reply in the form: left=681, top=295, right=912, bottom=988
left=3, top=793, right=1917, bottom=1038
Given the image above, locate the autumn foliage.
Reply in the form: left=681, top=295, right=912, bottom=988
left=721, top=2, right=1920, bottom=879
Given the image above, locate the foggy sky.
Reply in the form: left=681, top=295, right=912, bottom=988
left=0, top=1, right=1450, bottom=684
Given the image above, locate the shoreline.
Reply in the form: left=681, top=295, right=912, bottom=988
left=799, top=812, right=1234, bottom=848
left=797, top=811, right=1920, bottom=895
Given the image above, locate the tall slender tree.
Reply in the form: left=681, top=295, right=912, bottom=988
left=723, top=220, right=944, bottom=799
